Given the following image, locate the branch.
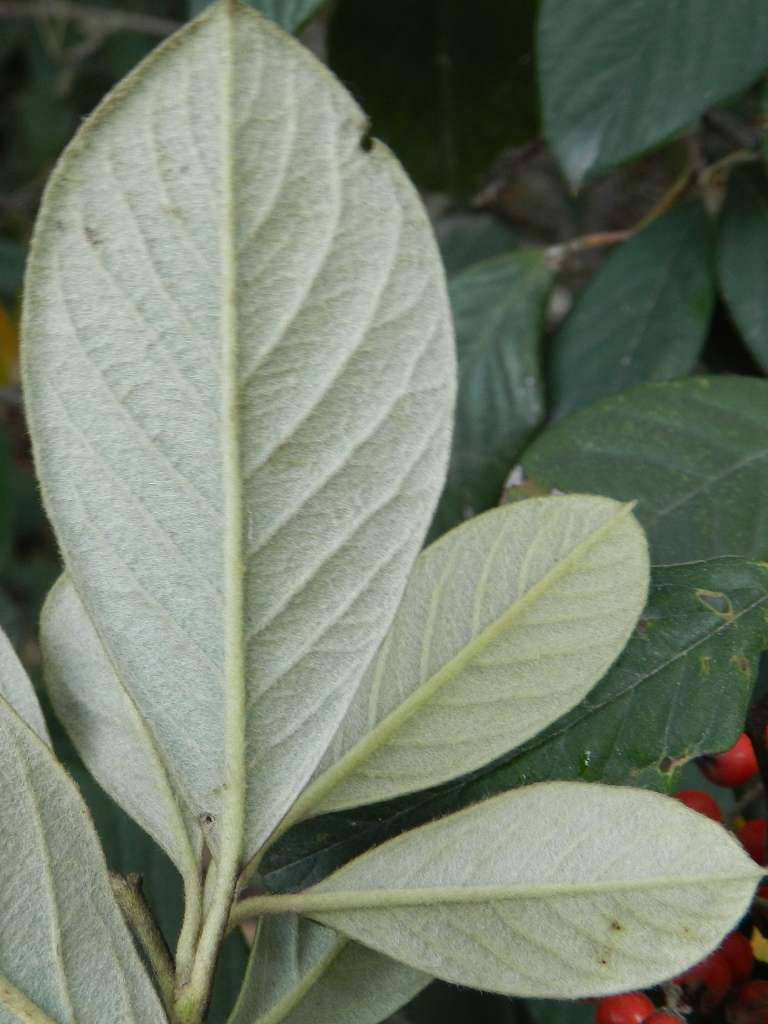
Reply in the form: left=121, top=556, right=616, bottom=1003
left=0, top=974, right=58, bottom=1024
left=110, top=873, right=177, bottom=1020
left=0, top=1, right=180, bottom=37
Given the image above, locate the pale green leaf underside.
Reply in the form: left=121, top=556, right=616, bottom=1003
left=294, top=495, right=649, bottom=818
left=0, top=625, right=49, bottom=745
left=230, top=915, right=428, bottom=1024
left=22, top=2, right=454, bottom=859
left=0, top=696, right=165, bottom=1024
left=304, top=783, right=760, bottom=999
left=41, top=575, right=201, bottom=884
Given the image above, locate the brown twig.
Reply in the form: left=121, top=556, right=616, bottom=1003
left=0, top=1, right=179, bottom=37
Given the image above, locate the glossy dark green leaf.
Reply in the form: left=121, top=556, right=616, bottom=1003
left=516, top=376, right=768, bottom=563
left=552, top=203, right=714, bottom=418
left=539, top=0, right=768, bottom=185
left=328, top=0, right=538, bottom=193
left=263, top=557, right=768, bottom=891
left=717, top=165, right=768, bottom=374
left=430, top=252, right=551, bottom=537
left=189, top=0, right=324, bottom=29
left=436, top=213, right=518, bottom=277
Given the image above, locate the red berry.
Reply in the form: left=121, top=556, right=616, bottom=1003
left=738, top=820, right=768, bottom=865
left=729, top=981, right=768, bottom=1024
left=721, top=932, right=754, bottom=984
left=675, top=950, right=733, bottom=1012
left=595, top=993, right=655, bottom=1024
left=699, top=734, right=758, bottom=787
left=674, top=789, right=722, bottom=822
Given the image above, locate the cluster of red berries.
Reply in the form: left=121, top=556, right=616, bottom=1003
left=594, top=733, right=768, bottom=1024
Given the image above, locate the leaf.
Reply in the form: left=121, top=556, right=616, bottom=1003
left=328, top=0, right=538, bottom=193
left=189, top=0, right=325, bottom=31
left=260, top=558, right=768, bottom=891
left=22, top=2, right=454, bottom=860
left=266, top=784, right=761, bottom=998
left=539, top=0, right=768, bottom=186
left=551, top=203, right=714, bottom=419
left=436, top=213, right=518, bottom=276
left=0, top=237, right=25, bottom=300
left=430, top=252, right=551, bottom=537
left=514, top=377, right=768, bottom=563
left=717, top=165, right=768, bottom=374
left=0, top=619, right=49, bottom=744
left=42, top=576, right=202, bottom=886
left=283, top=495, right=648, bottom=822
left=230, top=915, right=428, bottom=1024
left=0, top=696, right=166, bottom=1023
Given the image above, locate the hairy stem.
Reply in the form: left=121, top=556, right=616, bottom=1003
left=110, top=873, right=176, bottom=1020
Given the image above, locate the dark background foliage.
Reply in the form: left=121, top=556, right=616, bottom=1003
left=3, top=1, right=768, bottom=1021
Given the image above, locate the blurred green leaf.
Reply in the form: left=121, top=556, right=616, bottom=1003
left=551, top=202, right=714, bottom=418
left=328, top=0, right=538, bottom=193
left=262, top=558, right=768, bottom=892
left=0, top=239, right=26, bottom=301
left=526, top=1000, right=593, bottom=1024
left=539, top=0, right=768, bottom=186
left=515, top=376, right=768, bottom=563
left=717, top=165, right=768, bottom=374
left=436, top=212, right=518, bottom=276
left=189, top=0, right=324, bottom=30
left=430, top=252, right=551, bottom=538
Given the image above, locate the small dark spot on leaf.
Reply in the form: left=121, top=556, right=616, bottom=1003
left=200, top=813, right=215, bottom=829
left=731, top=655, right=750, bottom=674
left=599, top=958, right=608, bottom=966
left=610, top=920, right=622, bottom=932
left=635, top=618, right=652, bottom=636
left=84, top=225, right=100, bottom=247
left=360, top=129, right=374, bottom=153
left=659, top=757, right=673, bottom=773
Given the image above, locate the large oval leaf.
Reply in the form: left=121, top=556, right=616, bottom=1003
left=259, top=557, right=768, bottom=892
left=230, top=915, right=428, bottom=1024
left=514, top=377, right=768, bottom=563
left=283, top=495, right=648, bottom=822
left=250, top=784, right=761, bottom=999
left=539, top=0, right=768, bottom=185
left=42, top=576, right=201, bottom=887
left=21, top=2, right=454, bottom=860
left=0, top=696, right=166, bottom=1023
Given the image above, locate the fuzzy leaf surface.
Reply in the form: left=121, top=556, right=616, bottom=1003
left=514, top=377, right=768, bottom=563
left=230, top=915, right=428, bottom=1024
left=431, top=251, right=550, bottom=536
left=42, top=576, right=201, bottom=883
left=551, top=203, right=713, bottom=418
left=0, top=621, right=49, bottom=744
left=539, top=0, right=768, bottom=185
left=22, top=2, right=454, bottom=859
left=0, top=697, right=166, bottom=1024
left=304, top=783, right=760, bottom=998
left=260, top=557, right=768, bottom=891
left=289, top=495, right=648, bottom=820
left=717, top=165, right=768, bottom=374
